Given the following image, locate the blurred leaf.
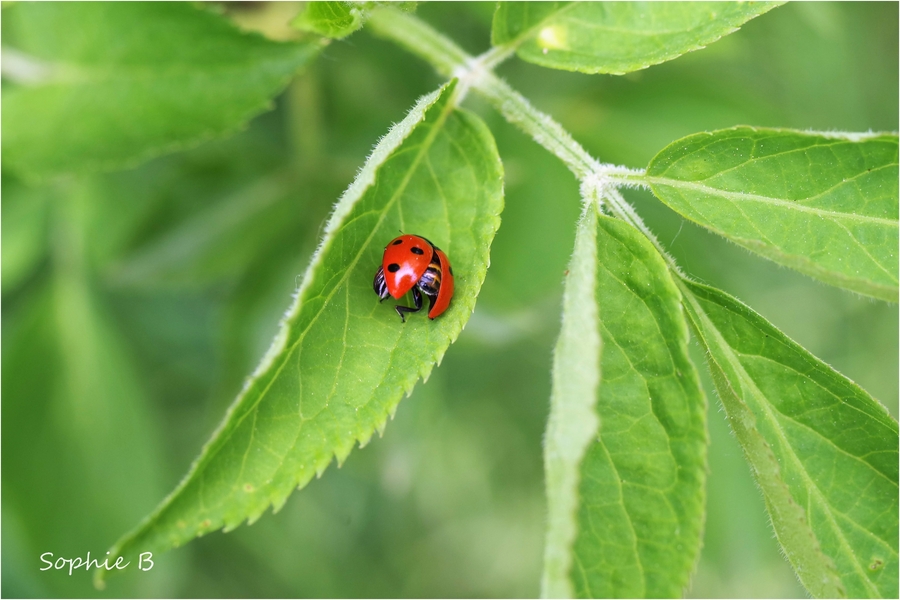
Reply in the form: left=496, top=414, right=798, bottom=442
left=567, top=206, right=706, bottom=597
left=99, top=80, right=504, bottom=583
left=1, top=2, right=322, bottom=179
left=491, top=1, right=780, bottom=75
left=681, top=279, right=898, bottom=598
left=1, top=177, right=49, bottom=291
left=542, top=203, right=601, bottom=598
left=110, top=172, right=299, bottom=288
left=646, top=128, right=899, bottom=302
left=2, top=187, right=169, bottom=597
left=291, top=1, right=364, bottom=39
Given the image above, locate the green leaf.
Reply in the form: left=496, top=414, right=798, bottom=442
left=291, top=1, right=364, bottom=39
left=1, top=177, right=49, bottom=292
left=543, top=198, right=706, bottom=598
left=491, top=1, right=780, bottom=75
left=97, top=80, right=504, bottom=585
left=680, top=278, right=899, bottom=598
left=1, top=2, right=322, bottom=179
left=646, top=128, right=899, bottom=302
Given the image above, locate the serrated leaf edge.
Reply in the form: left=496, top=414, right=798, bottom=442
left=95, top=82, right=454, bottom=589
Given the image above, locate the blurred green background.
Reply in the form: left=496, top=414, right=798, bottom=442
left=2, top=2, right=897, bottom=597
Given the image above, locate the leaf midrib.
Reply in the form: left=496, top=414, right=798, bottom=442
left=647, top=176, right=899, bottom=227
left=656, top=131, right=898, bottom=182
left=739, top=350, right=899, bottom=450
left=667, top=186, right=899, bottom=288
left=196, top=93, right=458, bottom=513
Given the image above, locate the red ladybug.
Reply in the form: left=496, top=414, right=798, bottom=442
left=373, top=234, right=454, bottom=322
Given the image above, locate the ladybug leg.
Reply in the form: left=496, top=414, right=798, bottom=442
left=394, top=286, right=423, bottom=323
left=373, top=266, right=390, bottom=301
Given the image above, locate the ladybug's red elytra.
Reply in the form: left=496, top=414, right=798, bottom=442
left=373, top=234, right=454, bottom=322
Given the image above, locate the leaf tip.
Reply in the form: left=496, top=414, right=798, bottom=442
left=315, top=456, right=332, bottom=478
left=335, top=439, right=354, bottom=466
left=358, top=429, right=374, bottom=449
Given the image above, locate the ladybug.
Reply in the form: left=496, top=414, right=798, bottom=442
left=373, top=234, right=454, bottom=322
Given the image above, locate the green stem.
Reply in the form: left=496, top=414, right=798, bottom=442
left=367, top=8, right=670, bottom=261
left=367, top=8, right=465, bottom=78
left=476, top=71, right=597, bottom=179
left=478, top=43, right=518, bottom=72
left=368, top=9, right=591, bottom=173
left=368, top=8, right=643, bottom=182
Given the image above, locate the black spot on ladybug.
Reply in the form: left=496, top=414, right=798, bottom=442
left=387, top=263, right=400, bottom=273
left=449, top=266, right=454, bottom=276
left=392, top=239, right=403, bottom=245
left=411, top=246, right=425, bottom=255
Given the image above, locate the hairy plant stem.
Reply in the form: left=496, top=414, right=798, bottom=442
left=367, top=7, right=677, bottom=272
left=369, top=9, right=700, bottom=597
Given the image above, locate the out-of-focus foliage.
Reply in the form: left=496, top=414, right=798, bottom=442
left=2, top=2, right=897, bottom=598
left=2, top=2, right=321, bottom=179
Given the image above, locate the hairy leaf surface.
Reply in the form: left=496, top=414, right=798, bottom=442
left=491, top=2, right=779, bottom=75
left=544, top=199, right=706, bottom=598
left=647, top=128, right=899, bottom=301
left=681, top=279, right=899, bottom=598
left=2, top=2, right=322, bottom=179
left=98, top=81, right=504, bottom=584
left=542, top=204, right=601, bottom=598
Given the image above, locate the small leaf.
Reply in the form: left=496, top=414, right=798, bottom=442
left=491, top=1, right=780, bottom=75
left=681, top=278, right=899, bottom=598
left=291, top=1, right=364, bottom=39
left=1, top=2, right=322, bottom=179
left=97, top=80, right=504, bottom=585
left=647, top=127, right=899, bottom=302
left=543, top=198, right=706, bottom=598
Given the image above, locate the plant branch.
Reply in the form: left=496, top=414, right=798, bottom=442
left=367, top=8, right=674, bottom=265
left=368, top=9, right=643, bottom=180
left=367, top=8, right=464, bottom=78
left=372, top=7, right=593, bottom=169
